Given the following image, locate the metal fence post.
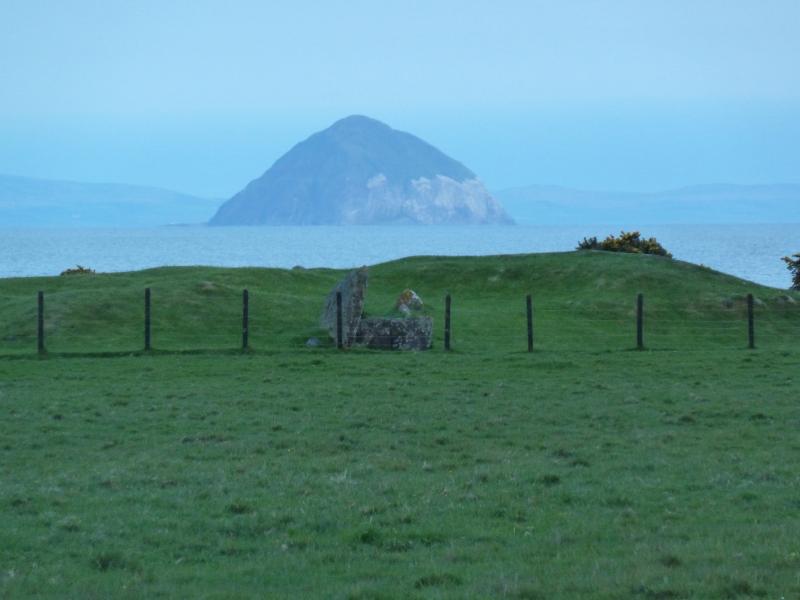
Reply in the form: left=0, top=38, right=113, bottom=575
left=526, top=294, right=533, bottom=352
left=636, top=293, right=644, bottom=350
left=37, top=291, right=45, bottom=355
left=144, top=288, right=151, bottom=351
left=336, top=291, right=343, bottom=349
left=242, top=289, right=249, bottom=350
left=444, top=294, right=451, bottom=351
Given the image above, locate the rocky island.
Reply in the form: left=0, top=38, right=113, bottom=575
left=209, top=115, right=513, bottom=226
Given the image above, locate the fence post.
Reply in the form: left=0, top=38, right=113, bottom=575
left=144, top=287, right=151, bottom=351
left=242, top=289, right=249, bottom=350
left=747, top=293, right=755, bottom=349
left=336, top=291, right=343, bottom=349
left=636, top=293, right=644, bottom=350
left=37, top=291, right=45, bottom=355
left=444, top=294, right=451, bottom=351
left=526, top=294, right=533, bottom=352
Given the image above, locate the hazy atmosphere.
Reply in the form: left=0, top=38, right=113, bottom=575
left=1, top=0, right=799, bottom=196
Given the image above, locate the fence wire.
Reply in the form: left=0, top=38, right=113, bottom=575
left=1, top=290, right=797, bottom=356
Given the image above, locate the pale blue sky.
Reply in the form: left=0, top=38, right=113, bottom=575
left=1, top=0, right=798, bottom=197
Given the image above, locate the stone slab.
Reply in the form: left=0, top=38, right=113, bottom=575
left=320, top=267, right=368, bottom=346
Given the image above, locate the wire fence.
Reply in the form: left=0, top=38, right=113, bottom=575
left=1, top=287, right=798, bottom=358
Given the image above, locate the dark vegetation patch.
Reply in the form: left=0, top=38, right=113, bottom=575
left=659, top=554, right=682, bottom=568
left=631, top=585, right=683, bottom=599
left=413, top=573, right=462, bottom=588
left=539, top=474, right=561, bottom=486
left=91, top=551, right=138, bottom=573
left=226, top=502, right=253, bottom=515
left=721, top=579, right=767, bottom=598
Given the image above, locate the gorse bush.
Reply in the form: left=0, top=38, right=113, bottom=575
left=782, top=254, right=800, bottom=290
left=577, top=231, right=672, bottom=258
left=576, top=237, right=600, bottom=250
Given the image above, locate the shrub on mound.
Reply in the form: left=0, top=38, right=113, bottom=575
left=60, top=265, right=95, bottom=276
left=782, top=253, right=800, bottom=290
left=577, top=231, right=672, bottom=258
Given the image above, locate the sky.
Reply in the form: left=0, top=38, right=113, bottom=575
left=0, top=0, right=798, bottom=198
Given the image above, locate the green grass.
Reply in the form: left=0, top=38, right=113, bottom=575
left=1, top=251, right=799, bottom=356
left=1, top=251, right=799, bottom=598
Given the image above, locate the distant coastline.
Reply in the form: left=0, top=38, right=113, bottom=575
left=3, top=172, right=799, bottom=228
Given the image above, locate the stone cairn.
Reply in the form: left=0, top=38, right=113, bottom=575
left=320, top=269, right=432, bottom=350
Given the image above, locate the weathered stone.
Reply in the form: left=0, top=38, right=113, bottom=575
left=396, top=289, right=424, bottom=315
left=305, top=337, right=321, bottom=347
left=722, top=295, right=765, bottom=309
left=320, top=267, right=368, bottom=346
left=356, top=317, right=433, bottom=350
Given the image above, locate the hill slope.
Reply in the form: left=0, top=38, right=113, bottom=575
left=1, top=251, right=797, bottom=355
left=210, top=115, right=513, bottom=226
left=0, top=174, right=222, bottom=227
left=495, top=183, right=800, bottom=224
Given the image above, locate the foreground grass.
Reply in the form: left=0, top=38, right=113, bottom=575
left=2, top=349, right=799, bottom=598
left=1, top=252, right=799, bottom=598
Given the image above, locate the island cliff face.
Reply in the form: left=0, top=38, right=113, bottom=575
left=209, top=115, right=514, bottom=225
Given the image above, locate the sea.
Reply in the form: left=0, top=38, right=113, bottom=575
left=1, top=224, right=797, bottom=289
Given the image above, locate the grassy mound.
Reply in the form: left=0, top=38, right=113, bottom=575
left=1, top=251, right=798, bottom=355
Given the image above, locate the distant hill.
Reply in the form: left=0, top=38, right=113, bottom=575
left=0, top=174, right=222, bottom=227
left=495, top=183, right=800, bottom=225
left=210, top=115, right=513, bottom=225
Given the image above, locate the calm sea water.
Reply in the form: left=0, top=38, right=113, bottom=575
left=1, top=224, right=798, bottom=289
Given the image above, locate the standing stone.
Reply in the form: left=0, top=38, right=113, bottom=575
left=320, top=267, right=368, bottom=346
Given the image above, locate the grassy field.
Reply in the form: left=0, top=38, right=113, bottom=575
left=1, top=251, right=799, bottom=598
